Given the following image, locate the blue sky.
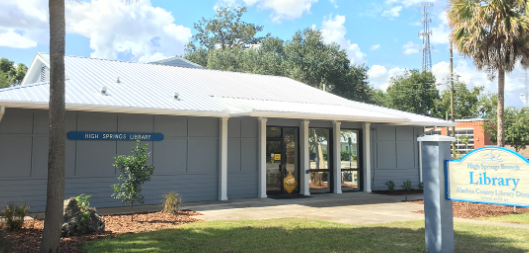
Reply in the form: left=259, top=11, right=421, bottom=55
left=0, top=0, right=527, bottom=107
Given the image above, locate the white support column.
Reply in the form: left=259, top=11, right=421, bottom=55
left=218, top=117, right=228, bottom=201
left=363, top=123, right=372, bottom=192
left=0, top=106, right=5, bottom=124
left=300, top=120, right=310, bottom=196
left=258, top=117, right=268, bottom=198
left=333, top=121, right=342, bottom=194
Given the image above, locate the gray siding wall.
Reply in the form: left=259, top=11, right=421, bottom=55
left=228, top=117, right=258, bottom=198
left=371, top=125, right=424, bottom=191
left=0, top=108, right=219, bottom=212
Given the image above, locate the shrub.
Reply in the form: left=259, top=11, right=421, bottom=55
left=74, top=194, right=92, bottom=226
left=418, top=182, right=424, bottom=191
left=385, top=180, right=395, bottom=192
left=112, top=140, right=155, bottom=221
left=1, top=203, right=29, bottom=231
left=162, top=192, right=182, bottom=215
left=402, top=179, right=413, bottom=193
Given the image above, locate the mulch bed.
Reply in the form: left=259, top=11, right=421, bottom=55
left=1, top=210, right=202, bottom=253
left=373, top=189, right=424, bottom=195
left=409, top=200, right=529, bottom=219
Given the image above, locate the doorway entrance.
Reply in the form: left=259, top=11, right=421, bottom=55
left=266, top=127, right=299, bottom=195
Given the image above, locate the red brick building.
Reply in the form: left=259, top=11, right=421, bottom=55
left=428, top=118, right=529, bottom=157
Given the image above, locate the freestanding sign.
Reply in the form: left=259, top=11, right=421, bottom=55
left=446, top=147, right=529, bottom=207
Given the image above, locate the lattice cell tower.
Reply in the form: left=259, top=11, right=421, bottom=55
left=419, top=3, right=433, bottom=72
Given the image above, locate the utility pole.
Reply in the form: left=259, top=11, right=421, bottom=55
left=450, top=43, right=456, bottom=156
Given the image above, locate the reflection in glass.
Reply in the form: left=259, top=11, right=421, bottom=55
left=309, top=128, right=329, bottom=170
left=283, top=128, right=299, bottom=188
left=309, top=128, right=331, bottom=193
left=341, top=171, right=359, bottom=191
left=340, top=129, right=360, bottom=191
left=340, top=130, right=358, bottom=169
left=309, top=171, right=330, bottom=193
left=266, top=140, right=282, bottom=192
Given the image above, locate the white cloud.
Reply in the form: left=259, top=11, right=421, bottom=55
left=431, top=11, right=450, bottom=44
left=402, top=41, right=420, bottom=55
left=371, top=44, right=381, bottom=50
left=367, top=65, right=405, bottom=90
left=0, top=29, right=38, bottom=48
left=382, top=6, right=403, bottom=18
left=66, top=0, right=192, bottom=62
left=0, top=0, right=49, bottom=49
left=431, top=59, right=526, bottom=107
left=0, top=0, right=192, bottom=62
left=219, top=0, right=318, bottom=22
left=320, top=14, right=366, bottom=64
left=328, top=0, right=338, bottom=8
left=386, top=0, right=436, bottom=8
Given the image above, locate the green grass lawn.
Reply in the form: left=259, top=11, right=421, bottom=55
left=83, top=218, right=529, bottom=253
left=477, top=213, right=529, bottom=224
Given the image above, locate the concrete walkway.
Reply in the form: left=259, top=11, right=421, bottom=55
left=188, top=192, right=425, bottom=225
left=94, top=192, right=529, bottom=229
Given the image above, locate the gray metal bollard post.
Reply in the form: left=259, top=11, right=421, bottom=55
left=417, top=135, right=455, bottom=253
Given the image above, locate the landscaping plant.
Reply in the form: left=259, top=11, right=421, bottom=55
left=74, top=194, right=92, bottom=227
left=401, top=180, right=413, bottom=193
left=111, top=140, right=155, bottom=221
left=418, top=182, right=424, bottom=192
left=162, top=192, right=182, bottom=216
left=385, top=180, right=395, bottom=192
left=1, top=203, right=29, bottom=231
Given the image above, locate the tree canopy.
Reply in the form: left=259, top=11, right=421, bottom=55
left=386, top=69, right=439, bottom=116
left=0, top=57, right=27, bottom=88
left=188, top=7, right=268, bottom=51
left=434, top=82, right=483, bottom=119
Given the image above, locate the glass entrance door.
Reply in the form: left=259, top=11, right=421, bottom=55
left=266, top=127, right=299, bottom=195
left=309, top=128, right=332, bottom=193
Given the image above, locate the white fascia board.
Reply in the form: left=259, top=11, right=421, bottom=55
left=0, top=102, right=231, bottom=118
left=250, top=111, right=409, bottom=124
left=392, top=121, right=457, bottom=127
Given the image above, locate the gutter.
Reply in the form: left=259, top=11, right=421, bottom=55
left=0, top=102, right=232, bottom=118
left=250, top=111, right=409, bottom=124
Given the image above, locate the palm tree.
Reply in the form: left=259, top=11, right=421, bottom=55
left=40, top=0, right=66, bottom=252
left=448, top=0, right=529, bottom=147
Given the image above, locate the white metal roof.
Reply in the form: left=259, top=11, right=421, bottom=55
left=0, top=54, right=455, bottom=126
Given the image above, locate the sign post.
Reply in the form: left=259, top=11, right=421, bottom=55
left=418, top=135, right=455, bottom=253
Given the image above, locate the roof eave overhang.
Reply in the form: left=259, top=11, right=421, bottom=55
left=250, top=111, right=409, bottom=124
left=391, top=121, right=457, bottom=127
left=0, top=102, right=231, bottom=118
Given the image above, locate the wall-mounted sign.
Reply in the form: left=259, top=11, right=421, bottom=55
left=274, top=154, right=281, bottom=161
left=68, top=132, right=164, bottom=141
left=446, top=147, right=529, bottom=207
left=283, top=172, right=298, bottom=194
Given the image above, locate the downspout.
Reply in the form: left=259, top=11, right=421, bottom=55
left=0, top=106, right=5, bottom=125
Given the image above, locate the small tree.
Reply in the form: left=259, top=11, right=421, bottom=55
left=111, top=140, right=154, bottom=221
